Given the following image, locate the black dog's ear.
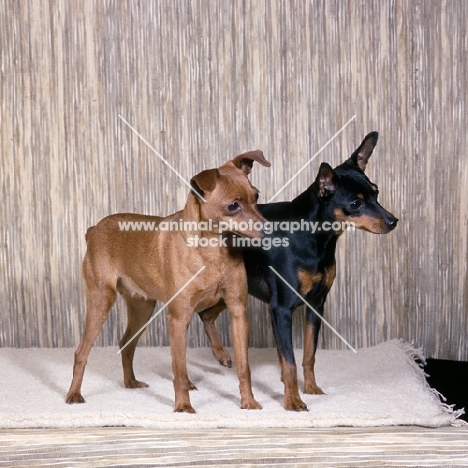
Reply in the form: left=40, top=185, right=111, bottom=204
left=190, top=168, right=220, bottom=200
left=312, top=163, right=337, bottom=199
left=347, top=132, right=379, bottom=172
left=231, top=150, right=271, bottom=176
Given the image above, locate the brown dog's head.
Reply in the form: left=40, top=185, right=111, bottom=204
left=188, top=151, right=270, bottom=238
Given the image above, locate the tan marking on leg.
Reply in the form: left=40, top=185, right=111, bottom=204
left=302, top=322, right=324, bottom=395
left=278, top=355, right=308, bottom=411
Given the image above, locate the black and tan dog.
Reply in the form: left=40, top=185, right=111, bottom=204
left=66, top=151, right=270, bottom=413
left=199, top=132, right=398, bottom=411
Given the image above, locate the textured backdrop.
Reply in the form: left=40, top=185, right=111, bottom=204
left=1, top=0, right=467, bottom=360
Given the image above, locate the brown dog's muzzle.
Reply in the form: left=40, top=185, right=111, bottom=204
left=238, top=210, right=267, bottom=238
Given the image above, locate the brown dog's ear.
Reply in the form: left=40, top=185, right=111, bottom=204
left=231, top=150, right=271, bottom=175
left=311, top=163, right=337, bottom=199
left=190, top=168, right=220, bottom=200
left=347, top=132, right=378, bottom=172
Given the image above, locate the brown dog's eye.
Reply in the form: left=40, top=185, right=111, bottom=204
left=228, top=202, right=240, bottom=212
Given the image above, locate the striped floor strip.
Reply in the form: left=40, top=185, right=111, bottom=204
left=0, top=427, right=467, bottom=467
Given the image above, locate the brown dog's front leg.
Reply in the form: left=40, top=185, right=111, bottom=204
left=198, top=303, right=232, bottom=367
left=167, top=307, right=195, bottom=413
left=228, top=304, right=262, bottom=410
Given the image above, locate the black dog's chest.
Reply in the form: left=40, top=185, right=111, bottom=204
left=296, top=263, right=336, bottom=299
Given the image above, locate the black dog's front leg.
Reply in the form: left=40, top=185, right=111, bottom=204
left=270, top=304, right=308, bottom=411
left=302, top=307, right=325, bottom=395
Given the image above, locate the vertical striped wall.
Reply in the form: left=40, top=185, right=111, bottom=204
left=1, top=0, right=467, bottom=360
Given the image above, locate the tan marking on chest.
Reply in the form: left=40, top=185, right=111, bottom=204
left=297, top=269, right=323, bottom=295
left=323, top=263, right=336, bottom=290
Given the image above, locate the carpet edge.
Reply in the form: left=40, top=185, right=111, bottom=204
left=400, top=339, right=467, bottom=427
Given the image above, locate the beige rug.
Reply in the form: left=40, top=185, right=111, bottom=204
left=0, top=339, right=464, bottom=429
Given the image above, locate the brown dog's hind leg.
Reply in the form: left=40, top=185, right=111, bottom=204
left=119, top=294, right=156, bottom=389
left=66, top=286, right=116, bottom=403
left=198, top=302, right=232, bottom=367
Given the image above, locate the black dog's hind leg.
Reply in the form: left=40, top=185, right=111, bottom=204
left=270, top=304, right=308, bottom=411
left=302, top=307, right=325, bottom=395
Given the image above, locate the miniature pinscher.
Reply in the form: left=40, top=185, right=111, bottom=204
left=199, top=132, right=398, bottom=411
left=66, top=151, right=270, bottom=413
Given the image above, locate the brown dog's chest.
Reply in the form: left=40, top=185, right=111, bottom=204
left=192, top=267, right=238, bottom=313
left=193, top=289, right=224, bottom=313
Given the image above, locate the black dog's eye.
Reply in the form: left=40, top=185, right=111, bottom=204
left=228, top=202, right=240, bottom=212
left=349, top=200, right=363, bottom=211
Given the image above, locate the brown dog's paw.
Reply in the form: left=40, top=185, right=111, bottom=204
left=212, top=346, right=232, bottom=368
left=304, top=382, right=325, bottom=395
left=124, top=379, right=149, bottom=389
left=284, top=396, right=308, bottom=412
left=188, top=380, right=198, bottom=391
left=241, top=398, right=263, bottom=410
left=218, top=357, right=232, bottom=368
left=65, top=392, right=85, bottom=404
left=173, top=403, right=196, bottom=414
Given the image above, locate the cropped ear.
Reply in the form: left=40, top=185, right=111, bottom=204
left=347, top=131, right=378, bottom=172
left=190, top=168, right=219, bottom=200
left=231, top=150, right=271, bottom=175
left=311, top=163, right=337, bottom=199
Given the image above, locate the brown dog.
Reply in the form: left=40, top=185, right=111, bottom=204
left=66, top=151, right=270, bottom=413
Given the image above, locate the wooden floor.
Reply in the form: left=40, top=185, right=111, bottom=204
left=1, top=426, right=467, bottom=467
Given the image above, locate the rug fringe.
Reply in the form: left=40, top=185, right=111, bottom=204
left=400, top=339, right=467, bottom=427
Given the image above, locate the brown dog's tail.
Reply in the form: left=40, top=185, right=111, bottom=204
left=85, top=226, right=94, bottom=243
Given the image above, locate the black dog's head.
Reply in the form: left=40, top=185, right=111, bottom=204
left=311, top=132, right=398, bottom=234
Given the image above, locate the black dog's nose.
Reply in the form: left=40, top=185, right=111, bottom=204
left=386, top=217, right=398, bottom=230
